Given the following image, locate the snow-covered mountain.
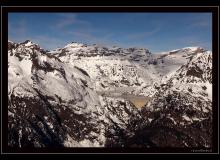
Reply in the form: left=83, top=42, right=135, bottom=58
left=8, top=40, right=212, bottom=148
left=8, top=40, right=142, bottom=147
left=49, top=42, right=153, bottom=96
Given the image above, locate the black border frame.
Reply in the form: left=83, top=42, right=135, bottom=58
left=1, top=6, right=219, bottom=154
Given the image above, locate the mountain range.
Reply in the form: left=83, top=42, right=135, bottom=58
left=8, top=40, right=212, bottom=148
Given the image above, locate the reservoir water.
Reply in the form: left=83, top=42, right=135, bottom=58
left=97, top=91, right=151, bottom=108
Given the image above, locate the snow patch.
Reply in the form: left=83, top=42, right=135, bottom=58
left=182, top=115, right=192, bottom=122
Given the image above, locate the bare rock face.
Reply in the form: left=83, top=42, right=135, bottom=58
left=8, top=40, right=212, bottom=148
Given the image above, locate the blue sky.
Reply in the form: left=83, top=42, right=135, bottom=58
left=8, top=13, right=212, bottom=53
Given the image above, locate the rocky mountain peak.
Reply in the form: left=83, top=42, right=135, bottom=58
left=8, top=40, right=17, bottom=50
left=168, top=46, right=206, bottom=55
